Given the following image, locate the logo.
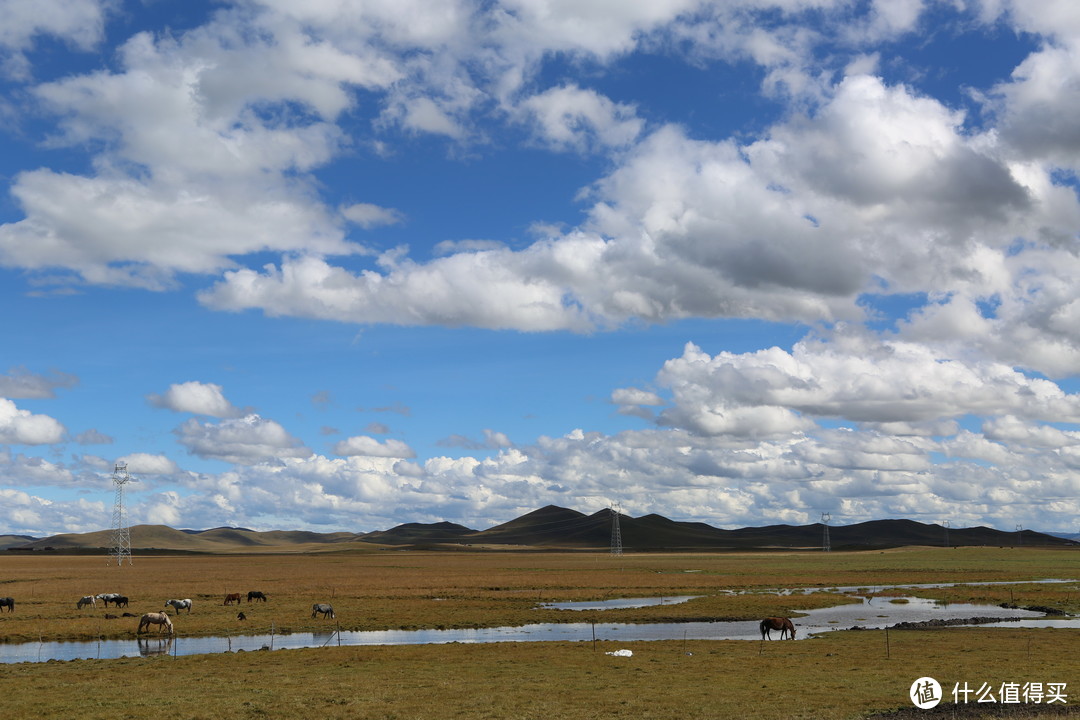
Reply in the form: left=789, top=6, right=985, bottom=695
left=911, top=677, right=942, bottom=709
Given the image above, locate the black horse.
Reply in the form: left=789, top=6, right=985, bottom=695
left=0, top=597, right=13, bottom=613
left=247, top=591, right=268, bottom=603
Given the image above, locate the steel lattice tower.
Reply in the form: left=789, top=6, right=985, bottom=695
left=821, top=512, right=831, bottom=552
left=610, top=503, right=623, bottom=556
left=108, top=463, right=134, bottom=566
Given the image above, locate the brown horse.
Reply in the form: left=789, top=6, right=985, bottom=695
left=760, top=617, right=796, bottom=640
left=137, top=612, right=174, bottom=635
left=223, top=593, right=242, bottom=605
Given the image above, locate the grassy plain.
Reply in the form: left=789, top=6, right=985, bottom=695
left=0, top=546, right=1077, bottom=719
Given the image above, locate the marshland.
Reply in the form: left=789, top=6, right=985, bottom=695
left=0, top=546, right=1077, bottom=719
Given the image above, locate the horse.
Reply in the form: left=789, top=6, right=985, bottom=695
left=223, top=593, right=242, bottom=605
left=247, top=591, right=268, bottom=603
left=104, top=613, right=118, bottom=620
left=114, top=595, right=129, bottom=608
left=760, top=617, right=796, bottom=640
left=164, top=598, right=192, bottom=615
left=311, top=603, right=335, bottom=619
left=0, top=597, right=13, bottom=613
left=236, top=612, right=247, bottom=621
left=137, top=612, right=174, bottom=635
left=96, top=593, right=122, bottom=607
left=77, top=595, right=96, bottom=610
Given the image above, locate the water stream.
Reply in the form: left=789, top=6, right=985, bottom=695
left=2, top=581, right=1074, bottom=664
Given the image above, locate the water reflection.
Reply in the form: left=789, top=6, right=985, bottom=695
left=3, top=579, right=1075, bottom=664
left=138, top=637, right=173, bottom=657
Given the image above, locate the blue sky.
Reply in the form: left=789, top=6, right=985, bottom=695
left=2, top=0, right=1080, bottom=536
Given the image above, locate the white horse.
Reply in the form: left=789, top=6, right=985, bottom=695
left=96, top=593, right=122, bottom=607
left=164, top=598, right=192, bottom=615
left=137, top=612, right=174, bottom=635
left=311, top=603, right=335, bottom=619
left=77, top=595, right=96, bottom=610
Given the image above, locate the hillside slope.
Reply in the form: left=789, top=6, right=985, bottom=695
left=7, top=507, right=1076, bottom=553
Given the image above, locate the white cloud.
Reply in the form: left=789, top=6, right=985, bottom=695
left=116, top=453, right=181, bottom=476
left=0, top=398, right=65, bottom=444
left=611, top=388, right=665, bottom=407
left=0, top=0, right=108, bottom=78
left=518, top=84, right=643, bottom=151
left=333, top=435, right=416, bottom=458
left=148, top=381, right=245, bottom=418
left=174, top=414, right=312, bottom=465
left=341, top=203, right=405, bottom=229
left=656, top=332, right=1080, bottom=435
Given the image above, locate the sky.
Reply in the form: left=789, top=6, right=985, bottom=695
left=2, top=0, right=1080, bottom=537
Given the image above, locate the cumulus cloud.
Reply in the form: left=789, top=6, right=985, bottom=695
left=116, top=453, right=181, bottom=475
left=0, top=398, right=65, bottom=444
left=333, top=435, right=416, bottom=458
left=7, top=0, right=1080, bottom=537
left=174, top=414, right=313, bottom=464
left=0, top=0, right=109, bottom=78
left=518, top=84, right=643, bottom=151
left=148, top=381, right=245, bottom=418
left=655, top=332, right=1080, bottom=435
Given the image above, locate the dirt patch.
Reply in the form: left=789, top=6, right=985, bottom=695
left=883, top=616, right=1038, bottom=630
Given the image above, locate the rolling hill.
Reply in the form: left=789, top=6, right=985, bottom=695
left=6, top=506, right=1076, bottom=553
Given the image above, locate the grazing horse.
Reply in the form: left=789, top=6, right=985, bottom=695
left=760, top=617, right=796, bottom=640
left=114, top=595, right=129, bottom=608
left=77, top=595, right=96, bottom=610
left=311, top=603, right=335, bottom=619
left=0, top=597, right=13, bottom=613
left=137, top=612, right=174, bottom=635
left=247, top=591, right=268, bottom=603
left=223, top=593, right=242, bottom=605
left=96, top=593, right=122, bottom=607
left=164, top=598, right=192, bottom=615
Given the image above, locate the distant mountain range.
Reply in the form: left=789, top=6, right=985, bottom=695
left=4, top=506, right=1077, bottom=553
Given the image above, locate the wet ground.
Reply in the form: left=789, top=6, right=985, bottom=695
left=1, top=581, right=1073, bottom=664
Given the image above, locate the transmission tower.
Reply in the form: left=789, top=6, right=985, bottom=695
left=610, top=503, right=623, bottom=556
left=942, top=520, right=950, bottom=548
left=1015, top=524, right=1023, bottom=548
left=108, top=463, right=134, bottom=566
left=821, top=513, right=831, bottom=552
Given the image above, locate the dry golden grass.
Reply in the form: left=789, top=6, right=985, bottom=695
left=0, top=546, right=1076, bottom=643
left=0, top=546, right=1077, bottom=719
left=0, top=629, right=1076, bottom=719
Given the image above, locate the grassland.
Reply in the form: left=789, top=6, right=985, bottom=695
left=0, top=546, right=1077, bottom=719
